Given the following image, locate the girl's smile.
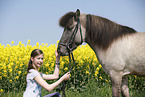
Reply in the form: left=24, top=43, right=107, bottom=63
left=31, top=54, right=44, bottom=69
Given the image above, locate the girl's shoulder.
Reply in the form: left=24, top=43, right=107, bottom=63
left=29, top=69, right=38, bottom=73
left=28, top=69, right=40, bottom=74
left=27, top=69, right=40, bottom=79
left=29, top=69, right=43, bottom=75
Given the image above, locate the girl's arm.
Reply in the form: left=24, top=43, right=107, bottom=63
left=34, top=72, right=70, bottom=92
left=42, top=64, right=60, bottom=80
left=43, top=51, right=60, bottom=80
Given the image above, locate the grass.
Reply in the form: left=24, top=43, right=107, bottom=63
left=1, top=79, right=145, bottom=97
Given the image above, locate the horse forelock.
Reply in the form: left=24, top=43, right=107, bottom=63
left=59, top=12, right=75, bottom=28
left=86, top=14, right=137, bottom=51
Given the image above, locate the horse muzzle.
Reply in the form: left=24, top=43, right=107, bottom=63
left=57, top=45, right=70, bottom=56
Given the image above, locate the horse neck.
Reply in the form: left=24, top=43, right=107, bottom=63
left=85, top=14, right=136, bottom=51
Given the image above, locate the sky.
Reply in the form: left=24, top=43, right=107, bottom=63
left=0, top=0, right=145, bottom=46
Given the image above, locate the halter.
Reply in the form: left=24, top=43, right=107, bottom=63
left=58, top=18, right=83, bottom=97
left=58, top=18, right=83, bottom=53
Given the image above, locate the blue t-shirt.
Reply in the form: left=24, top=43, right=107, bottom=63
left=23, top=69, right=43, bottom=97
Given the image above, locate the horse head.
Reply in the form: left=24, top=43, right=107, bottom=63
left=57, top=9, right=86, bottom=56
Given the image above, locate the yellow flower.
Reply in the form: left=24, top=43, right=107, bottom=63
left=10, top=79, right=12, bottom=83
left=15, top=76, right=19, bottom=80
left=42, top=43, right=44, bottom=45
left=95, top=71, right=99, bottom=76
left=7, top=44, right=10, bottom=47
left=36, top=42, right=39, bottom=47
left=45, top=43, right=48, bottom=46
left=60, top=61, right=65, bottom=68
left=99, top=64, right=102, bottom=68
left=99, top=76, right=102, bottom=79
left=4, top=70, right=7, bottom=73
left=45, top=63, right=49, bottom=67
left=3, top=74, right=7, bottom=77
left=20, top=64, right=24, bottom=67
left=0, top=89, right=3, bottom=93
left=79, top=60, right=83, bottom=65
left=96, top=67, right=99, bottom=71
left=16, top=61, right=20, bottom=65
left=64, top=67, right=68, bottom=71
left=11, top=41, right=14, bottom=45
left=9, top=68, right=12, bottom=73
left=18, top=71, right=21, bottom=75
left=57, top=40, right=60, bottom=44
left=27, top=39, right=30, bottom=45
left=19, top=41, right=22, bottom=45
left=86, top=71, right=89, bottom=74
left=87, top=64, right=89, bottom=69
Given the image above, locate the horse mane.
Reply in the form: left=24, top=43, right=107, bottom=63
left=86, top=14, right=137, bottom=50
left=59, top=12, right=75, bottom=28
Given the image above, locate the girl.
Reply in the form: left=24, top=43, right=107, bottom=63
left=23, top=49, right=70, bottom=97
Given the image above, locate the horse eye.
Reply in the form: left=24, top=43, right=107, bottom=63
left=67, top=26, right=73, bottom=30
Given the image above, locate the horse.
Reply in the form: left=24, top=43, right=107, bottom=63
left=57, top=9, right=145, bottom=97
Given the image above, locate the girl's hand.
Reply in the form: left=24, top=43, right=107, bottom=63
left=62, top=72, right=70, bottom=81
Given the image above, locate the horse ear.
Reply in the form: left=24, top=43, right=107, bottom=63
left=75, top=9, right=80, bottom=20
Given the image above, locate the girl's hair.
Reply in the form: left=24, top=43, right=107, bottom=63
left=27, top=49, right=43, bottom=72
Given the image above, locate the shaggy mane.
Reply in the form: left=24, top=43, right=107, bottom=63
left=59, top=12, right=75, bottom=27
left=86, top=14, right=137, bottom=50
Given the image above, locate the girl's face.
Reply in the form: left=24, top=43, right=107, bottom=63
left=31, top=54, right=44, bottom=69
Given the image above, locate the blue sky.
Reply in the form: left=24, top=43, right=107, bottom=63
left=0, top=0, right=145, bottom=46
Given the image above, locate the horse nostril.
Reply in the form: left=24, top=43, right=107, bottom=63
left=58, top=51, right=63, bottom=56
left=57, top=49, right=60, bottom=53
left=57, top=49, right=62, bottom=55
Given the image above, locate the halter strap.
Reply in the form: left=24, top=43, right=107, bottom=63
left=62, top=52, right=75, bottom=97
